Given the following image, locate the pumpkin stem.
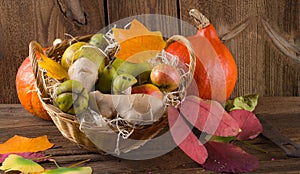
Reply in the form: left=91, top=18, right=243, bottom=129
left=189, top=9, right=210, bottom=29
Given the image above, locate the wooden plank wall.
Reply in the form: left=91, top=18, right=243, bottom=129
left=0, top=0, right=299, bottom=104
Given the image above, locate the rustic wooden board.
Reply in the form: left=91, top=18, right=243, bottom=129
left=0, top=0, right=299, bottom=104
left=0, top=97, right=300, bottom=173
left=254, top=96, right=300, bottom=115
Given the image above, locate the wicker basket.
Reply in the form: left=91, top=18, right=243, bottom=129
left=28, top=34, right=196, bottom=155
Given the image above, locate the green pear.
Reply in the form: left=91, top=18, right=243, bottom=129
left=72, top=89, right=89, bottom=114
left=111, top=58, right=124, bottom=70
left=89, top=33, right=109, bottom=51
left=112, top=73, right=137, bottom=94
left=112, top=58, right=152, bottom=85
left=55, top=79, right=84, bottom=95
left=61, top=42, right=88, bottom=69
left=73, top=45, right=106, bottom=74
left=55, top=80, right=89, bottom=115
left=96, top=65, right=117, bottom=94
left=55, top=93, right=75, bottom=113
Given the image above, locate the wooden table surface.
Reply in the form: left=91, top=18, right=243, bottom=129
left=0, top=97, right=300, bottom=174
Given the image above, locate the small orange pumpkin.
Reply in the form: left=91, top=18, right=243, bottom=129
left=16, top=56, right=51, bottom=120
left=166, top=9, right=237, bottom=103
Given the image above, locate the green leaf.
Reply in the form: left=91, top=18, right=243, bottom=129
left=225, top=94, right=259, bottom=112
left=0, top=154, right=44, bottom=174
left=209, top=136, right=236, bottom=143
left=42, top=167, right=92, bottom=174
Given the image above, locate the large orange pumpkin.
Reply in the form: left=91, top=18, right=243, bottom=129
left=16, top=56, right=51, bottom=120
left=166, top=9, right=237, bottom=103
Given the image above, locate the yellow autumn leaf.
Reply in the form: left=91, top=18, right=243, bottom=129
left=113, top=19, right=162, bottom=42
left=38, top=53, right=68, bottom=80
left=112, top=19, right=166, bottom=63
left=0, top=135, right=54, bottom=154
left=0, top=154, right=44, bottom=174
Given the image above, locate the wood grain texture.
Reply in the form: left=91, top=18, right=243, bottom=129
left=107, top=0, right=179, bottom=38
left=107, top=0, right=178, bottom=23
left=0, top=0, right=37, bottom=104
left=254, top=97, right=300, bottom=115
left=0, top=0, right=299, bottom=104
left=0, top=0, right=105, bottom=104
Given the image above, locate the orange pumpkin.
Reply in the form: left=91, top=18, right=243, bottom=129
left=16, top=56, right=51, bottom=120
left=166, top=9, right=237, bottom=103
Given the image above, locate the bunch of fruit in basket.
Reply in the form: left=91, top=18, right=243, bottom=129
left=44, top=19, right=183, bottom=119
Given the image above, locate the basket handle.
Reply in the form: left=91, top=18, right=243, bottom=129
left=29, top=41, right=49, bottom=98
left=165, top=35, right=196, bottom=98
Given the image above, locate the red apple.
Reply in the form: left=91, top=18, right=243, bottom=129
left=131, top=84, right=163, bottom=100
left=150, top=64, right=181, bottom=92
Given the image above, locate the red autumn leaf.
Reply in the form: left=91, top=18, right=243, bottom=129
left=180, top=96, right=240, bottom=136
left=168, top=106, right=208, bottom=164
left=203, top=141, right=259, bottom=173
left=229, top=109, right=263, bottom=140
left=0, top=152, right=50, bottom=163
